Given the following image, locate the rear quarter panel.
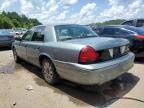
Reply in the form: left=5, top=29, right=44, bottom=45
left=41, top=42, right=83, bottom=63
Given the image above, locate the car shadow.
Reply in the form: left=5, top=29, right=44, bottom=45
left=16, top=61, right=140, bottom=108
left=0, top=47, right=11, bottom=51
left=135, top=57, right=144, bottom=64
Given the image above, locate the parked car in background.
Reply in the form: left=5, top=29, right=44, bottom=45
left=0, top=29, right=14, bottom=47
left=121, top=19, right=144, bottom=28
left=12, top=24, right=134, bottom=85
left=10, top=28, right=27, bottom=38
left=93, top=25, right=144, bottom=57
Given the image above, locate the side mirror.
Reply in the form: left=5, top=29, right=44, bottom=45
left=15, top=37, right=22, bottom=41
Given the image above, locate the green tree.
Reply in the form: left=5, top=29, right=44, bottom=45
left=2, top=18, right=14, bottom=29
left=0, top=11, right=41, bottom=29
left=94, top=19, right=125, bottom=26
left=12, top=19, right=21, bottom=27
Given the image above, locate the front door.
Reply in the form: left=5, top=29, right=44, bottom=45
left=19, top=30, right=33, bottom=60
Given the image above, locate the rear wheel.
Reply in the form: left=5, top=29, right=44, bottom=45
left=13, top=48, right=21, bottom=63
left=42, top=58, right=60, bottom=85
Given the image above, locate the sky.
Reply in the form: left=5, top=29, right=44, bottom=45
left=0, top=0, right=144, bottom=24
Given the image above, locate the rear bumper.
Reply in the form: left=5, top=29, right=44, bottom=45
left=54, top=52, right=135, bottom=85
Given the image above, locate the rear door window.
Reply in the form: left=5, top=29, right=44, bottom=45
left=32, top=26, right=45, bottom=42
left=32, top=32, right=44, bottom=41
left=122, top=20, right=133, bottom=26
left=0, top=30, right=11, bottom=36
left=136, top=20, right=144, bottom=27
left=102, top=28, right=117, bottom=35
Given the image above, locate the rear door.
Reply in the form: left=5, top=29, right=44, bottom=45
left=26, top=26, right=45, bottom=66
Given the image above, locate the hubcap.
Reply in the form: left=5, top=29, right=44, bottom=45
left=43, top=61, right=53, bottom=82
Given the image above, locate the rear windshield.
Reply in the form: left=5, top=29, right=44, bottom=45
left=0, top=29, right=11, bottom=36
left=125, top=26, right=144, bottom=35
left=55, top=25, right=98, bottom=40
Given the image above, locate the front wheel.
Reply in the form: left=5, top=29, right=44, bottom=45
left=42, top=59, right=60, bottom=85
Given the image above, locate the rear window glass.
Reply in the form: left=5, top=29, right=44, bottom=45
left=55, top=25, right=98, bottom=40
left=102, top=28, right=118, bottom=35
left=0, top=30, right=11, bottom=36
left=122, top=20, right=133, bottom=26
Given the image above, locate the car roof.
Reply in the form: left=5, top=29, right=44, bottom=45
left=95, top=25, right=144, bottom=30
left=95, top=25, right=144, bottom=35
left=123, top=19, right=144, bottom=21
left=95, top=25, right=129, bottom=28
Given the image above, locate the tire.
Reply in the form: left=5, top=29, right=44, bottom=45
left=42, top=58, right=60, bottom=85
left=13, top=48, right=21, bottom=63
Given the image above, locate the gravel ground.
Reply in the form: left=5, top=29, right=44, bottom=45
left=0, top=49, right=144, bottom=108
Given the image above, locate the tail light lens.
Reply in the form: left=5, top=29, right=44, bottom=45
left=79, top=46, right=99, bottom=64
left=135, top=35, right=144, bottom=40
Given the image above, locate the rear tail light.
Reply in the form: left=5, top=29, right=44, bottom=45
left=134, top=35, right=144, bottom=40
left=78, top=46, right=99, bottom=64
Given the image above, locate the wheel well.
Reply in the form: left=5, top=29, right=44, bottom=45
left=39, top=55, right=59, bottom=78
left=39, top=55, right=51, bottom=66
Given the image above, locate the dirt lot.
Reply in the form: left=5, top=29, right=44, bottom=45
left=0, top=49, right=144, bottom=108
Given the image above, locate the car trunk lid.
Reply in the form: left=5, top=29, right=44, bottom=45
left=64, top=37, right=130, bottom=62
left=63, top=37, right=129, bottom=51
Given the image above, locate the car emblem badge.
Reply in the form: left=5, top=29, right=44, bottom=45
left=109, top=49, right=114, bottom=57
left=120, top=46, right=126, bottom=54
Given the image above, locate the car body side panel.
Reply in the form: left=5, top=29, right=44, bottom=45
left=15, top=41, right=27, bottom=60
left=26, top=42, right=44, bottom=66
left=44, top=26, right=57, bottom=42
left=40, top=42, right=83, bottom=63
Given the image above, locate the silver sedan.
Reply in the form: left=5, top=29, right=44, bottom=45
left=12, top=24, right=134, bottom=85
